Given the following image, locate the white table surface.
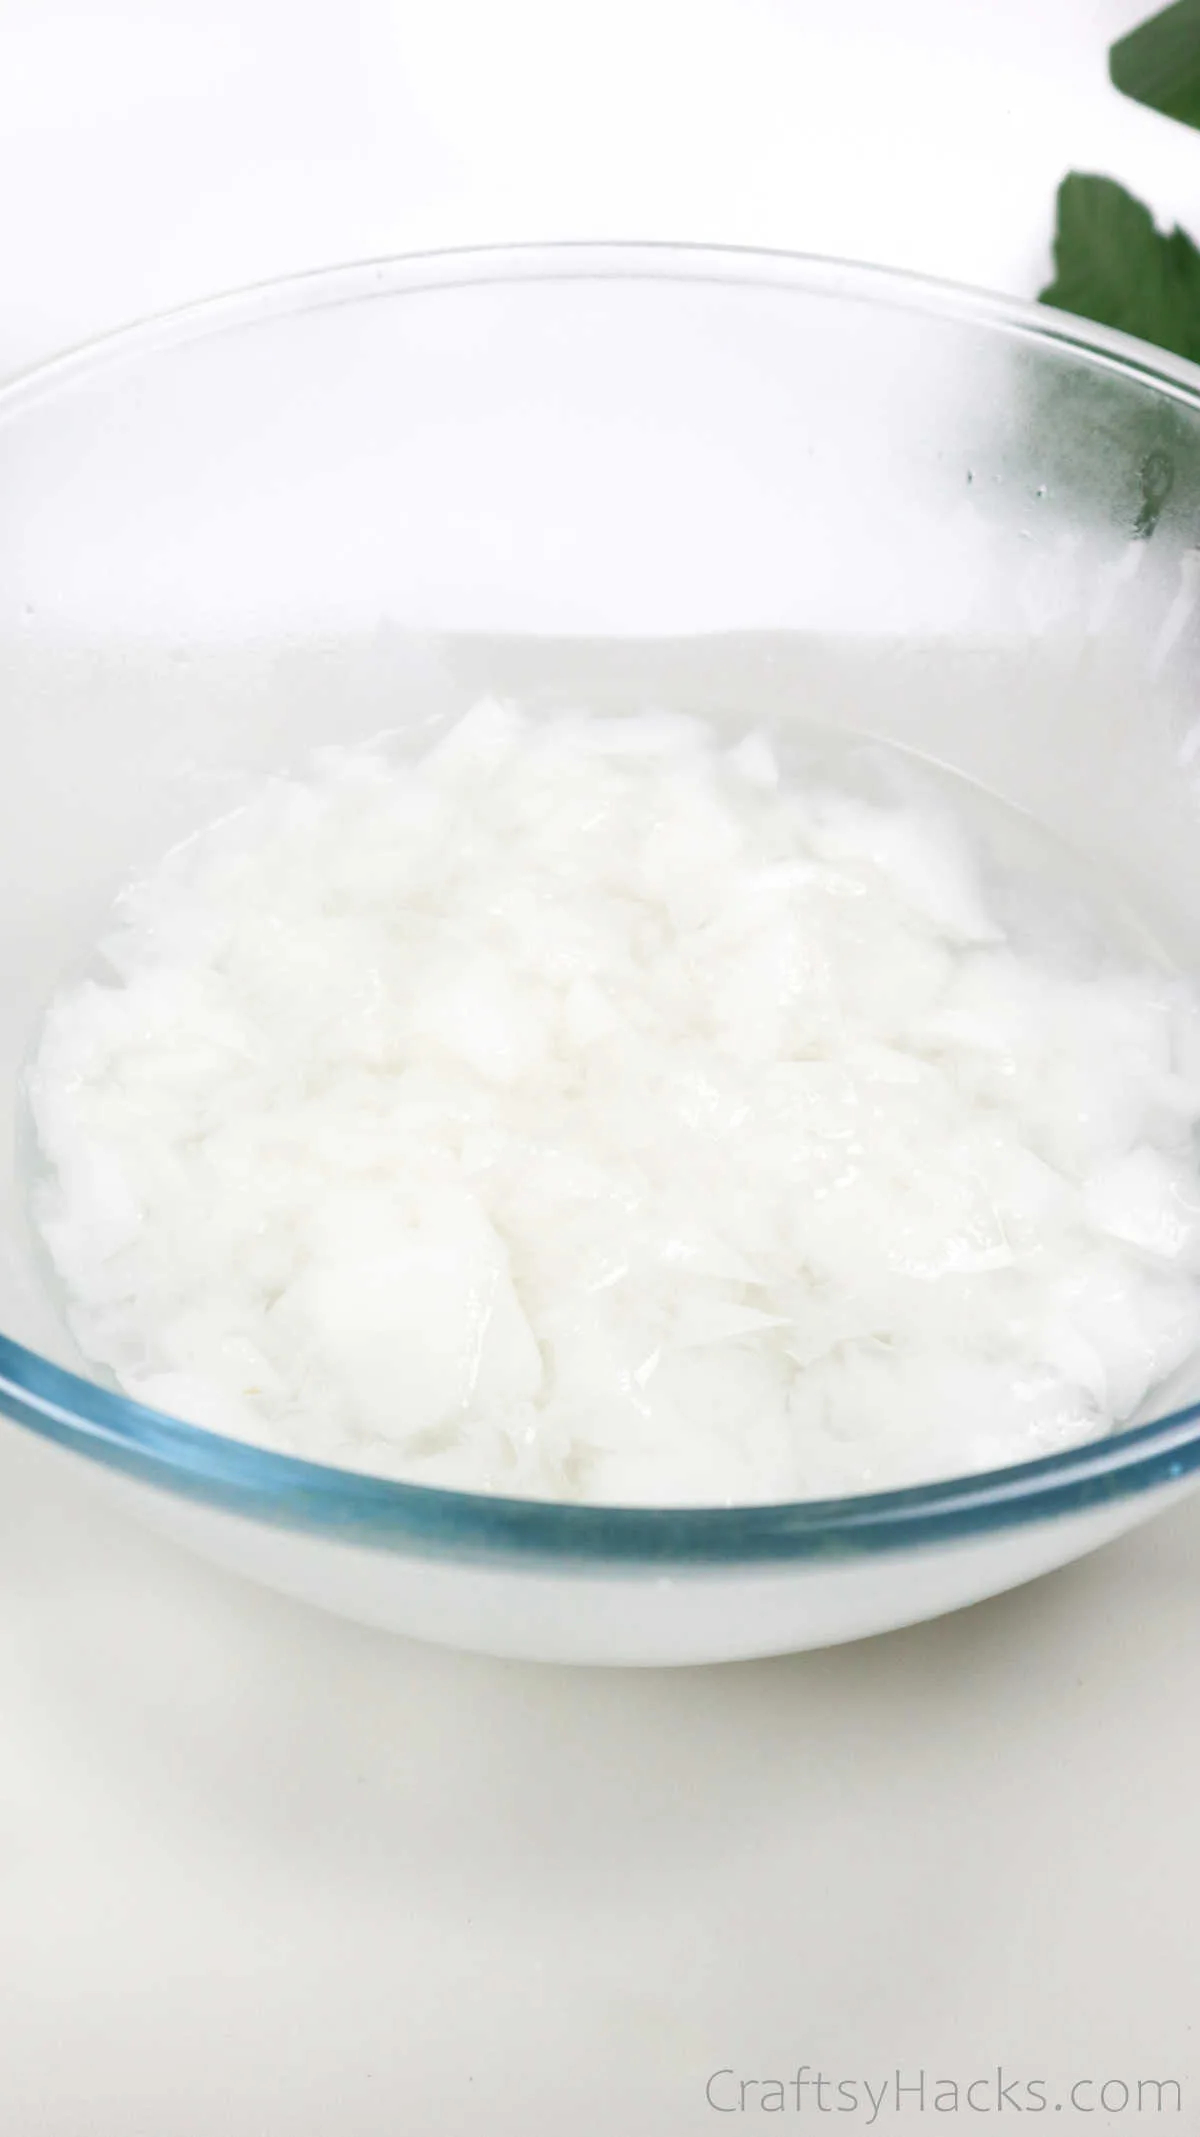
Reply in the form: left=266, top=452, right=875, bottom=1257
left=3, top=4, right=1200, bottom=2131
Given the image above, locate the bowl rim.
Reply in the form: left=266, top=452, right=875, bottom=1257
left=7, top=235, right=1200, bottom=1568
left=7, top=234, right=1200, bottom=419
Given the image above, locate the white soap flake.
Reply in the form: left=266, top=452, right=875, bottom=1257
left=26, top=703, right=1200, bottom=1505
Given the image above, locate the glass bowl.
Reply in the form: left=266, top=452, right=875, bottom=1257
left=4, top=242, right=1200, bottom=1666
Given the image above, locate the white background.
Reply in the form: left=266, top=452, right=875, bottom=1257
left=3, top=3, right=1200, bottom=2133
left=4, top=0, right=1200, bottom=380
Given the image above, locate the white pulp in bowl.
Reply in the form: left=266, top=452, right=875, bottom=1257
left=25, top=702, right=1200, bottom=1505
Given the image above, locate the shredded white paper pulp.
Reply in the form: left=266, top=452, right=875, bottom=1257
left=27, top=703, right=1200, bottom=1504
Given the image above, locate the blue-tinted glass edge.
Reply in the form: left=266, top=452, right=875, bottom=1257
left=4, top=1333, right=1200, bottom=1568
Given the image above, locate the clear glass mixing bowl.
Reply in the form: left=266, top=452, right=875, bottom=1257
left=4, top=243, right=1200, bottom=1664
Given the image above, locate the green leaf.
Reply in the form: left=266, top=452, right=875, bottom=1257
left=1110, top=0, right=1200, bottom=131
left=1039, top=171, right=1200, bottom=362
